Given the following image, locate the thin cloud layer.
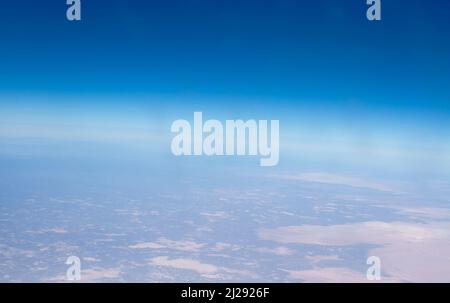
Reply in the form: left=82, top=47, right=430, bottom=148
left=272, top=172, right=396, bottom=192
left=259, top=221, right=450, bottom=282
left=149, top=256, right=218, bottom=275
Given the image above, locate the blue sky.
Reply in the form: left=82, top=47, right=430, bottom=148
left=0, top=0, right=449, bottom=176
left=0, top=0, right=449, bottom=106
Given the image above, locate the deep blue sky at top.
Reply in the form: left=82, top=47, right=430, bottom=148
left=0, top=0, right=449, bottom=115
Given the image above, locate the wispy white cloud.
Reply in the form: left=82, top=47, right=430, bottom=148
left=128, top=238, right=205, bottom=252
left=149, top=256, right=218, bottom=275
left=47, top=267, right=122, bottom=283
left=259, top=221, right=450, bottom=282
left=254, top=246, right=295, bottom=256
left=271, top=173, right=396, bottom=192
left=283, top=267, right=399, bottom=283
